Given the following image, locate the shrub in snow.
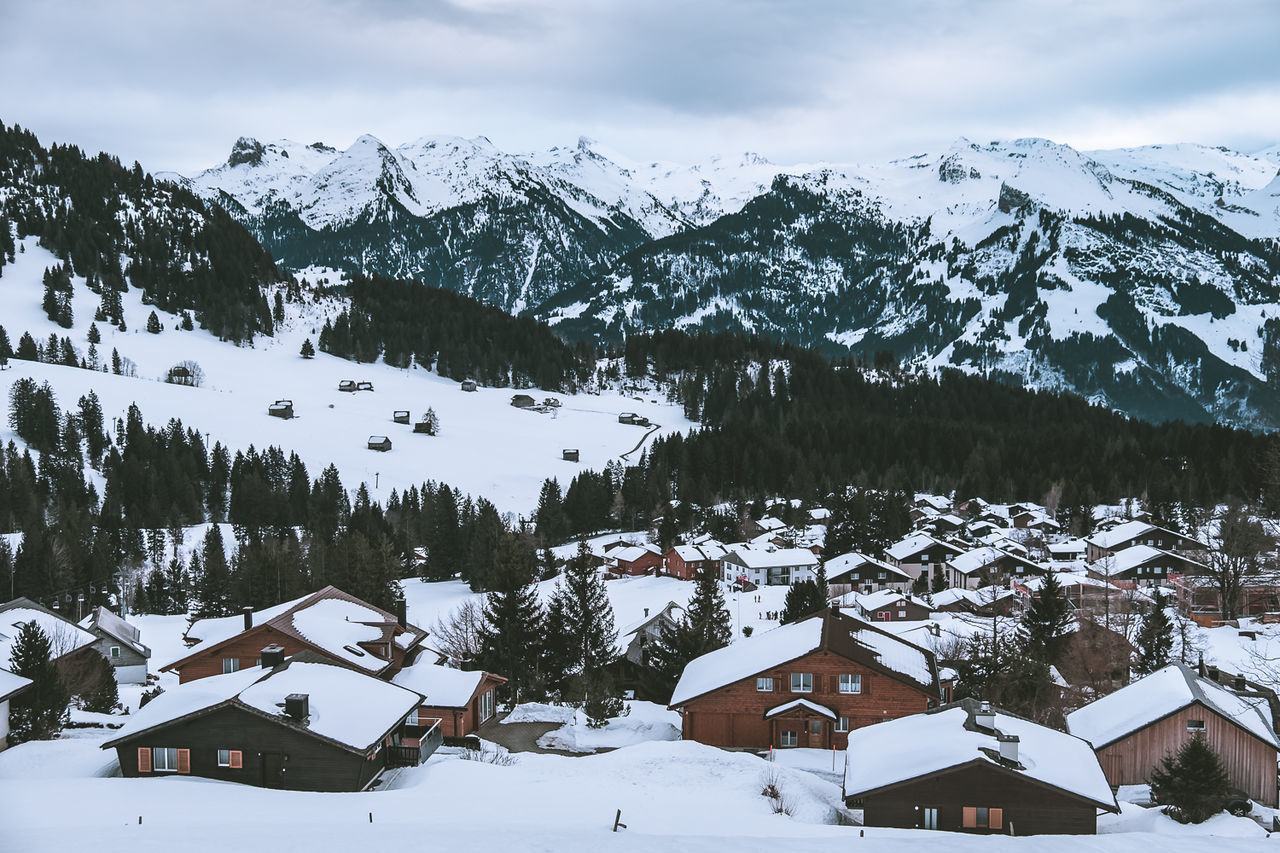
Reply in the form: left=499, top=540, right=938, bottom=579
left=1150, top=734, right=1232, bottom=823
left=460, top=746, right=516, bottom=766
left=760, top=766, right=792, bottom=816
left=79, top=653, right=120, bottom=714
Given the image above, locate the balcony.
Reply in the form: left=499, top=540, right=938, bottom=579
left=386, top=718, right=443, bottom=767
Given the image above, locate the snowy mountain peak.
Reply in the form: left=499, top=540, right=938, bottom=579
left=227, top=136, right=266, bottom=167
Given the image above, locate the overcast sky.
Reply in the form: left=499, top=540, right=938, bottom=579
left=2, top=0, right=1278, bottom=174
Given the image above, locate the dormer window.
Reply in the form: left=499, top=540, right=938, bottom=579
left=343, top=644, right=366, bottom=657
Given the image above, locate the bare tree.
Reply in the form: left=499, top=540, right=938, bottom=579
left=430, top=599, right=484, bottom=668
left=1205, top=504, right=1275, bottom=620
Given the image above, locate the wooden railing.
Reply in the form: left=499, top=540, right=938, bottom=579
left=386, top=719, right=444, bottom=767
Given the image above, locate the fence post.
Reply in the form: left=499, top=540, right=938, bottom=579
left=613, top=809, right=627, bottom=832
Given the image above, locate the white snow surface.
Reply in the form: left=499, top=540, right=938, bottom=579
left=105, top=665, right=267, bottom=741
left=0, top=666, right=33, bottom=699
left=501, top=702, right=578, bottom=725
left=287, top=598, right=387, bottom=671
left=0, top=606, right=99, bottom=667
left=1066, top=663, right=1279, bottom=749
left=844, top=706, right=1116, bottom=809
left=536, top=700, right=681, bottom=753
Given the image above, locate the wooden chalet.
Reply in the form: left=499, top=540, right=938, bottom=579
left=824, top=551, right=912, bottom=596
left=669, top=607, right=942, bottom=750
left=162, top=586, right=428, bottom=684
left=618, top=412, right=637, bottom=424
left=562, top=448, right=579, bottom=462
left=393, top=410, right=411, bottom=424
left=946, top=546, right=1047, bottom=590
left=1067, top=662, right=1280, bottom=806
left=80, top=606, right=151, bottom=684
left=1086, top=545, right=1206, bottom=588
left=392, top=663, right=506, bottom=739
left=844, top=699, right=1118, bottom=834
left=613, top=602, right=683, bottom=699
left=855, top=590, right=935, bottom=622
left=663, top=543, right=726, bottom=581
left=460, top=379, right=477, bottom=392
left=368, top=435, right=392, bottom=451
left=0, top=668, right=33, bottom=750
left=608, top=544, right=664, bottom=576
left=885, top=534, right=959, bottom=586
left=268, top=400, right=294, bottom=419
left=1084, top=520, right=1209, bottom=563
left=338, top=380, right=356, bottom=392
left=104, top=655, right=434, bottom=791
left=166, top=365, right=194, bottom=385
left=0, top=598, right=104, bottom=695
left=356, top=381, right=374, bottom=392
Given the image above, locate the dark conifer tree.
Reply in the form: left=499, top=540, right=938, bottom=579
left=1149, top=735, right=1231, bottom=824
left=1134, top=590, right=1175, bottom=675
left=6, top=620, right=69, bottom=743
left=476, top=534, right=545, bottom=703
left=1021, top=571, right=1072, bottom=666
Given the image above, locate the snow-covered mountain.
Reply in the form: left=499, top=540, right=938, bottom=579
left=176, top=133, right=1280, bottom=429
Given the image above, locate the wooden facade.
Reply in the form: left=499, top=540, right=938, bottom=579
left=859, top=597, right=933, bottom=622
left=415, top=673, right=505, bottom=738
left=677, top=648, right=937, bottom=750
left=853, top=761, right=1102, bottom=835
left=110, top=704, right=398, bottom=792
left=1092, top=703, right=1278, bottom=806
left=662, top=548, right=722, bottom=581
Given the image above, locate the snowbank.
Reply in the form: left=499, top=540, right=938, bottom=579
left=536, top=701, right=680, bottom=752
left=502, top=702, right=577, bottom=725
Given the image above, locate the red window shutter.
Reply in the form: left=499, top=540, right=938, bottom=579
left=962, top=807, right=978, bottom=828
left=137, top=747, right=151, bottom=773
left=229, top=750, right=243, bottom=769
left=989, top=808, right=1003, bottom=830
left=176, top=748, right=190, bottom=774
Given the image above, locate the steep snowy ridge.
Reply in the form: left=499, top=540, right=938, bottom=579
left=179, top=132, right=1280, bottom=428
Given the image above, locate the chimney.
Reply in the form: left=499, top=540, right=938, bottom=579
left=260, top=645, right=285, bottom=668
left=284, top=693, right=309, bottom=722
left=1197, top=656, right=1207, bottom=678
left=975, top=701, right=995, bottom=731
left=243, top=606, right=253, bottom=631
left=395, top=597, right=407, bottom=628
left=644, top=608, right=649, bottom=618
left=997, top=733, right=1020, bottom=764
left=1208, top=666, right=1220, bottom=682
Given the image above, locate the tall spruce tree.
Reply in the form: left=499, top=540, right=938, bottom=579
left=191, top=525, right=233, bottom=617
left=645, top=566, right=733, bottom=700
left=476, top=534, right=545, bottom=704
left=552, top=542, right=623, bottom=724
left=7, top=620, right=69, bottom=743
left=1134, top=590, right=1175, bottom=675
left=780, top=578, right=827, bottom=624
left=1149, top=734, right=1231, bottom=824
left=1021, top=571, right=1072, bottom=666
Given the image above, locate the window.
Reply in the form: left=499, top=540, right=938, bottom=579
left=343, top=644, right=366, bottom=657
left=877, top=571, right=886, bottom=579
left=110, top=646, right=121, bottom=659
left=1187, top=719, right=1205, bottom=732
left=836, top=716, right=850, bottom=732
left=962, top=807, right=1002, bottom=829
left=756, top=677, right=774, bottom=692
left=152, top=747, right=178, bottom=771
left=897, top=610, right=907, bottom=618
left=217, top=749, right=231, bottom=767
left=406, top=709, right=419, bottom=726
left=919, top=554, right=929, bottom=563
left=479, top=689, right=495, bottom=722
left=809, top=720, right=822, bottom=735
left=839, top=674, right=862, bottom=694
left=780, top=730, right=798, bottom=747
left=221, top=657, right=240, bottom=674
left=922, top=807, right=938, bottom=830
left=790, top=673, right=812, bottom=693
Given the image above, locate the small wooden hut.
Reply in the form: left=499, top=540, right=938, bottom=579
left=368, top=436, right=392, bottom=452
left=393, top=411, right=411, bottom=425
left=338, top=380, right=357, bottom=392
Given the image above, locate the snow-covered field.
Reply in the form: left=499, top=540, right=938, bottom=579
left=0, top=239, right=693, bottom=514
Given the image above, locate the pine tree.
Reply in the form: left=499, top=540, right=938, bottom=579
left=476, top=534, right=545, bottom=703
left=1021, top=571, right=1072, bottom=666
left=146, top=310, right=161, bottom=334
left=1135, top=590, right=1175, bottom=675
left=7, top=620, right=69, bottom=743
left=299, top=337, right=315, bottom=359
left=534, top=478, right=569, bottom=545
left=780, top=578, right=827, bottom=624
left=645, top=566, right=733, bottom=700
left=552, top=542, right=623, bottom=724
left=1149, top=735, right=1231, bottom=823
left=191, top=526, right=233, bottom=617
left=80, top=653, right=120, bottom=713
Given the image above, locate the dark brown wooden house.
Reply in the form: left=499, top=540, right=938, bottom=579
left=1067, top=662, right=1280, bottom=806
left=163, top=586, right=428, bottom=684
left=669, top=608, right=941, bottom=750
left=338, top=380, right=356, bottom=392
left=268, top=400, right=294, bottom=419
left=843, top=699, right=1118, bottom=835
left=368, top=435, right=392, bottom=451
left=103, top=656, right=433, bottom=791
left=825, top=551, right=912, bottom=596
left=393, top=410, right=411, bottom=424
left=855, top=590, right=934, bottom=622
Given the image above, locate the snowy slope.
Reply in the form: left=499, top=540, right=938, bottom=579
left=0, top=239, right=692, bottom=514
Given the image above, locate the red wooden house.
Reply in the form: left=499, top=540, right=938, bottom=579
left=608, top=544, right=663, bottom=576
left=668, top=608, right=942, bottom=750
left=163, top=586, right=428, bottom=684
left=391, top=662, right=507, bottom=739
left=663, top=543, right=726, bottom=581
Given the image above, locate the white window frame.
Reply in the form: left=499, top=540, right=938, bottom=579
left=756, top=676, right=774, bottom=692
left=790, top=673, right=812, bottom=693
left=152, top=747, right=178, bottom=772
left=780, top=730, right=798, bottom=747
left=221, top=657, right=240, bottom=674
left=406, top=709, right=419, bottom=726
left=479, top=689, right=495, bottom=722
left=110, top=646, right=121, bottom=659
left=217, top=749, right=231, bottom=767
left=836, top=716, right=850, bottom=732
left=839, top=673, right=862, bottom=694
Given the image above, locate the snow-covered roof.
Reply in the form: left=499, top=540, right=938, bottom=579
left=723, top=547, right=818, bottom=570
left=0, top=599, right=98, bottom=667
left=844, top=703, right=1117, bottom=810
left=856, top=590, right=932, bottom=613
left=1066, top=663, right=1279, bottom=750
left=949, top=546, right=1041, bottom=576
left=670, top=617, right=825, bottom=706
left=183, top=594, right=310, bottom=647
left=610, top=544, right=662, bottom=564
left=824, top=551, right=909, bottom=582
left=755, top=517, right=787, bottom=532
left=885, top=533, right=947, bottom=562
left=914, top=494, right=951, bottom=511
left=393, top=662, right=499, bottom=708
left=0, top=667, right=33, bottom=702
left=668, top=608, right=939, bottom=708
left=1098, top=545, right=1206, bottom=574
left=1048, top=539, right=1087, bottom=556
left=766, top=698, right=834, bottom=719
left=80, top=606, right=150, bottom=658
left=106, top=659, right=422, bottom=753
left=670, top=543, right=727, bottom=562
left=1085, top=520, right=1155, bottom=549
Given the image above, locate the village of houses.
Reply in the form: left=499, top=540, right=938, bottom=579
left=4, top=494, right=1280, bottom=850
